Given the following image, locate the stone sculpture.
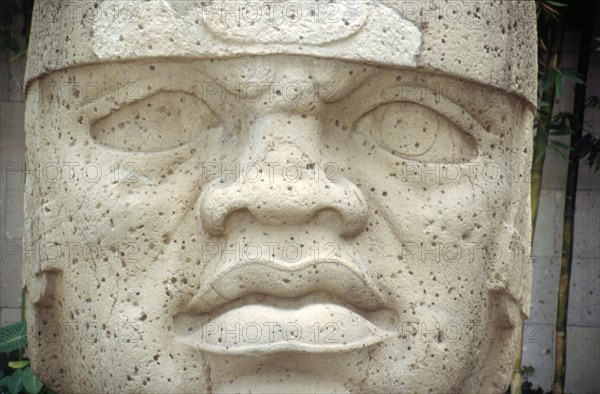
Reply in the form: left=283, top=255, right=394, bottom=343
left=23, top=1, right=536, bottom=392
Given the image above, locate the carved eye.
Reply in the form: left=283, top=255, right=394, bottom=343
left=91, top=92, right=219, bottom=152
left=354, top=102, right=477, bottom=163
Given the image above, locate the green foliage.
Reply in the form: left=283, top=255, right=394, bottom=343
left=0, top=323, right=51, bottom=394
left=0, top=367, right=45, bottom=394
left=537, top=0, right=568, bottom=21
left=545, top=112, right=575, bottom=160
left=0, top=369, right=23, bottom=394
left=533, top=21, right=599, bottom=170
left=0, top=323, right=26, bottom=354
left=21, top=368, right=43, bottom=394
left=576, top=96, right=600, bottom=172
left=6, top=362, right=27, bottom=371
left=506, top=366, right=550, bottom=394
left=577, top=133, right=600, bottom=171
left=518, top=2, right=599, bottom=394
left=0, top=0, right=27, bottom=60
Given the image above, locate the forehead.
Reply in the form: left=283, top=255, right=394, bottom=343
left=36, top=55, right=525, bottom=140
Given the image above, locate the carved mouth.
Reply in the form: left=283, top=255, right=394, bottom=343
left=174, top=292, right=399, bottom=355
left=173, top=258, right=399, bottom=355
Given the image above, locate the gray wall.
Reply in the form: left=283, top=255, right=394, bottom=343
left=0, top=53, right=26, bottom=327
left=521, top=26, right=600, bottom=393
left=1, top=19, right=599, bottom=394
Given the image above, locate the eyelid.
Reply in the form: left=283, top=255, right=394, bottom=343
left=344, top=84, right=499, bottom=145
left=81, top=88, right=196, bottom=124
left=382, top=84, right=497, bottom=143
left=89, top=89, right=221, bottom=154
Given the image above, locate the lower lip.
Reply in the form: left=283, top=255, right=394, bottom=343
left=174, top=303, right=397, bottom=355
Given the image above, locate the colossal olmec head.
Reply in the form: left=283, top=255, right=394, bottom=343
left=24, top=1, right=536, bottom=393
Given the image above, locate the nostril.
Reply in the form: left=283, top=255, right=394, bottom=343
left=197, top=186, right=243, bottom=236
left=198, top=176, right=368, bottom=237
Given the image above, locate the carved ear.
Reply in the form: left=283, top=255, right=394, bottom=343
left=485, top=220, right=532, bottom=319
left=464, top=290, right=522, bottom=393
left=26, top=273, right=61, bottom=307
left=23, top=200, right=65, bottom=307
left=482, top=103, right=533, bottom=317
left=485, top=102, right=533, bottom=319
left=471, top=209, right=530, bottom=392
left=23, top=82, right=63, bottom=308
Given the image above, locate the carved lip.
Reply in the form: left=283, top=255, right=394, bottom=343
left=186, top=257, right=389, bottom=314
left=174, top=258, right=398, bottom=354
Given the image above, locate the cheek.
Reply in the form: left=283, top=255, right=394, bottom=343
left=70, top=165, right=210, bottom=302
left=357, top=312, right=492, bottom=392
left=347, top=155, right=500, bottom=318
left=65, top=143, right=207, bottom=246
left=74, top=177, right=187, bottom=243
left=357, top=164, right=497, bottom=263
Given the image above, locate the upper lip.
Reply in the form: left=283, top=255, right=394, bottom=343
left=184, top=256, right=389, bottom=315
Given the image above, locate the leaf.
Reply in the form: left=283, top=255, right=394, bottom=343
left=586, top=96, right=599, bottom=109
left=22, top=367, right=43, bottom=394
left=541, top=2, right=561, bottom=17
left=8, top=360, right=29, bottom=369
left=549, top=141, right=569, bottom=160
left=560, top=69, right=586, bottom=85
left=550, top=140, right=572, bottom=150
left=550, top=128, right=573, bottom=136
left=542, top=69, right=557, bottom=93
left=522, top=365, right=535, bottom=374
left=555, top=72, right=563, bottom=97
left=533, top=146, right=547, bottom=164
left=577, top=133, right=600, bottom=172
left=541, top=3, right=558, bottom=14
left=538, top=99, right=551, bottom=108
left=4, top=369, right=23, bottom=394
left=8, top=47, right=27, bottom=62
left=545, top=0, right=568, bottom=7
left=0, top=321, right=27, bottom=353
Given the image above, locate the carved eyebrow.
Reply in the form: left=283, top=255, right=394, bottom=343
left=329, top=75, right=498, bottom=144
left=338, top=68, right=496, bottom=115
left=319, top=71, right=378, bottom=104
left=78, top=61, right=212, bottom=121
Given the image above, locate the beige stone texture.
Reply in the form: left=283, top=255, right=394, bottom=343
left=25, top=0, right=537, bottom=106
left=23, top=1, right=537, bottom=393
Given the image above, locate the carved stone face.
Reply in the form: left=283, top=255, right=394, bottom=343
left=24, top=0, right=537, bottom=392
left=24, top=55, right=533, bottom=393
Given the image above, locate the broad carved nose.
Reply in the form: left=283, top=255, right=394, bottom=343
left=198, top=114, right=368, bottom=238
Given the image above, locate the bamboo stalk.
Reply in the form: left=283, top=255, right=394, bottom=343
left=531, top=25, right=565, bottom=233
left=552, top=4, right=596, bottom=392
left=512, top=16, right=566, bottom=394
